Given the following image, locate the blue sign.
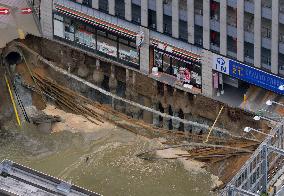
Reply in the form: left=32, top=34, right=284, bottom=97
left=228, top=60, right=284, bottom=95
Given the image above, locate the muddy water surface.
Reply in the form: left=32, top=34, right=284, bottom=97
left=0, top=122, right=217, bottom=196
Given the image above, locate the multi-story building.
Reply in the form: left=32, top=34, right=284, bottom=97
left=40, top=0, right=284, bottom=108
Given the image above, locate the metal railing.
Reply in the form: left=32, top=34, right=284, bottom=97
left=220, top=120, right=284, bottom=196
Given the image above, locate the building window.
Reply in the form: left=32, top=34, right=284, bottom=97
left=163, top=15, right=172, bottom=36
left=261, top=47, right=271, bottom=70
left=148, top=9, right=156, bottom=30
left=72, top=0, right=92, bottom=7
left=279, top=53, right=284, bottom=76
left=132, top=3, right=141, bottom=24
left=194, top=25, right=203, bottom=47
left=115, top=0, right=125, bottom=18
left=227, top=36, right=237, bottom=59
left=244, top=42, right=254, bottom=66
left=210, top=30, right=220, bottom=52
left=99, top=0, right=108, bottom=12
left=179, top=20, right=188, bottom=41
left=82, top=0, right=92, bottom=7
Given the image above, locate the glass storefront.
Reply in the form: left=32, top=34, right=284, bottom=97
left=53, top=13, right=140, bottom=69
left=153, top=47, right=202, bottom=88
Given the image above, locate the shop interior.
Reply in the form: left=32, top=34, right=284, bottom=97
left=153, top=47, right=202, bottom=89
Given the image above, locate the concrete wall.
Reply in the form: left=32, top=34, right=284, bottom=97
left=40, top=0, right=53, bottom=38
left=139, top=27, right=150, bottom=75
left=201, top=49, right=214, bottom=97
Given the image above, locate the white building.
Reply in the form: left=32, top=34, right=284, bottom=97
left=40, top=0, right=284, bottom=105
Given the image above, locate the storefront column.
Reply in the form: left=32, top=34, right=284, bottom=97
left=152, top=102, right=160, bottom=127
left=184, top=113, right=193, bottom=132
left=187, top=0, right=195, bottom=44
left=125, top=0, right=132, bottom=21
left=109, top=65, right=118, bottom=109
left=108, top=0, right=115, bottom=15
left=201, top=49, right=214, bottom=97
left=141, top=0, right=148, bottom=27
left=254, top=0, right=261, bottom=68
left=172, top=109, right=180, bottom=131
left=139, top=27, right=150, bottom=74
left=271, top=0, right=279, bottom=74
left=237, top=0, right=244, bottom=62
left=92, top=59, right=104, bottom=87
left=40, top=0, right=53, bottom=38
left=220, top=0, right=227, bottom=56
left=203, top=0, right=210, bottom=49
left=143, top=97, right=153, bottom=124
left=172, top=0, right=179, bottom=39
left=125, top=69, right=131, bottom=116
left=156, top=0, right=164, bottom=33
left=162, top=106, right=170, bottom=130
left=92, top=0, right=99, bottom=9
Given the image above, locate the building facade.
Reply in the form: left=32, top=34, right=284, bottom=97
left=40, top=0, right=284, bottom=101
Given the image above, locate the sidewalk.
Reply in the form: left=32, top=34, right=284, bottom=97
left=0, top=1, right=40, bottom=48
left=214, top=84, right=284, bottom=118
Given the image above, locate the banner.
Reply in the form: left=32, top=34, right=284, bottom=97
left=212, top=54, right=284, bottom=95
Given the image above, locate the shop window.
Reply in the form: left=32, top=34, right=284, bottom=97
left=99, top=0, right=108, bottom=13
left=154, top=49, right=163, bottom=70
left=63, top=18, right=75, bottom=41
left=163, top=54, right=171, bottom=72
left=119, top=37, right=129, bottom=45
left=74, top=25, right=96, bottom=48
left=115, top=0, right=125, bottom=18
left=132, top=4, right=141, bottom=24
left=119, top=41, right=139, bottom=65
left=153, top=48, right=202, bottom=88
left=97, top=30, right=117, bottom=57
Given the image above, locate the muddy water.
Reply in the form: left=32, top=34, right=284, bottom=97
left=0, top=122, right=216, bottom=196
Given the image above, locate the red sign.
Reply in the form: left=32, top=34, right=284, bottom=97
left=20, top=8, right=32, bottom=14
left=0, top=8, right=10, bottom=15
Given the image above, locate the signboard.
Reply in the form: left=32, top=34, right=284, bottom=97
left=212, top=54, right=229, bottom=75
left=212, top=54, right=284, bottom=95
left=229, top=60, right=284, bottom=95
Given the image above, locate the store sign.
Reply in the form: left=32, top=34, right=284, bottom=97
left=212, top=54, right=284, bottom=95
left=229, top=60, right=284, bottom=95
left=212, top=54, right=229, bottom=75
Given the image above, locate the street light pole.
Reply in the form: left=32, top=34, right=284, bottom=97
left=244, top=127, right=274, bottom=137
left=266, top=100, right=284, bottom=107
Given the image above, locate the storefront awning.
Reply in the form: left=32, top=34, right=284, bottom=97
left=151, top=38, right=201, bottom=63
left=54, top=2, right=138, bottom=39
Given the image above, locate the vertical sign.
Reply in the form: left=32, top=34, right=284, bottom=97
left=212, top=54, right=229, bottom=75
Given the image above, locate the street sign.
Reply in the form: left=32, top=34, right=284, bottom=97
left=0, top=8, right=10, bottom=15
left=20, top=8, right=32, bottom=14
